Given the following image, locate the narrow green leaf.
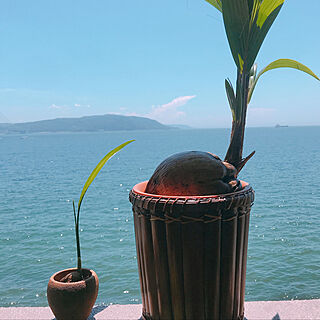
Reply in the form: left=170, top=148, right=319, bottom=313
left=256, top=0, right=284, bottom=28
left=73, top=200, right=77, bottom=224
left=247, top=0, right=255, bottom=14
left=257, top=59, right=320, bottom=80
left=78, top=140, right=135, bottom=212
left=248, top=59, right=320, bottom=103
left=247, top=1, right=283, bottom=68
left=205, top=0, right=222, bottom=12
left=221, top=0, right=250, bottom=70
left=249, top=0, right=262, bottom=28
left=225, top=78, right=237, bottom=120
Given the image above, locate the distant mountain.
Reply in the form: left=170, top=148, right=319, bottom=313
left=0, top=114, right=173, bottom=134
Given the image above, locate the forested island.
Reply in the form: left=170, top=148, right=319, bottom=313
left=0, top=114, right=173, bottom=134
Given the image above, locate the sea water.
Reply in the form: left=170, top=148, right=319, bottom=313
left=0, top=127, right=319, bottom=307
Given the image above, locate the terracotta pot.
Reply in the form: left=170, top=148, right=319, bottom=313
left=129, top=181, right=254, bottom=320
left=47, top=268, right=99, bottom=320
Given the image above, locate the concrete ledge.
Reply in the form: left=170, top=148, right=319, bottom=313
left=0, top=300, right=319, bottom=320
left=244, top=300, right=320, bottom=320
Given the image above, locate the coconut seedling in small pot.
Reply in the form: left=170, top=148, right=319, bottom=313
left=47, top=140, right=134, bottom=320
left=130, top=1, right=319, bottom=319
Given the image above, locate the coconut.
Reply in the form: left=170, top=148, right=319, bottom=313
left=145, top=151, right=242, bottom=196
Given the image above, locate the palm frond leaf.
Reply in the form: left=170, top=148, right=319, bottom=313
left=206, top=0, right=284, bottom=72
left=225, top=78, right=237, bottom=120
left=256, top=0, right=285, bottom=28
left=78, top=140, right=134, bottom=212
left=257, top=59, right=319, bottom=80
left=247, top=0, right=255, bottom=14
left=248, top=59, right=320, bottom=103
left=221, top=0, right=250, bottom=72
left=247, top=0, right=284, bottom=68
left=205, top=0, right=222, bottom=12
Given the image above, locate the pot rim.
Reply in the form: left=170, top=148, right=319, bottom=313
left=49, top=268, right=97, bottom=285
left=132, top=180, right=250, bottom=199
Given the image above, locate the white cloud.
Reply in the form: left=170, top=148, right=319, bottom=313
left=74, top=103, right=81, bottom=107
left=107, top=112, right=122, bottom=115
left=147, top=95, right=196, bottom=124
left=49, top=104, right=63, bottom=109
left=112, top=95, right=196, bottom=124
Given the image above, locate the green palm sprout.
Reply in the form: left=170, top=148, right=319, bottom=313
left=206, top=0, right=319, bottom=172
left=73, top=140, right=134, bottom=275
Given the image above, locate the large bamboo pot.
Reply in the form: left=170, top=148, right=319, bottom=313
left=129, top=180, right=254, bottom=320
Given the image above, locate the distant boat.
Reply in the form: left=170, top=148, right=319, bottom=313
left=275, top=124, right=288, bottom=128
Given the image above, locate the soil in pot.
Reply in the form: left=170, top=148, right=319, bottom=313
left=60, top=269, right=91, bottom=283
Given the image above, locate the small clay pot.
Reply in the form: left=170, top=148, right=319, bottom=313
left=47, top=268, right=99, bottom=320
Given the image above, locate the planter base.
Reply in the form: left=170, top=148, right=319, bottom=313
left=142, top=312, right=244, bottom=320
left=130, top=181, right=254, bottom=320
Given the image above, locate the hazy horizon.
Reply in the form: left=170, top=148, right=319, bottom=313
left=1, top=112, right=319, bottom=130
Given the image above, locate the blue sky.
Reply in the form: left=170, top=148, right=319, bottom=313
left=0, top=0, right=319, bottom=127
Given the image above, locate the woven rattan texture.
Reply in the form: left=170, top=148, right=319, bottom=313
left=129, top=185, right=254, bottom=224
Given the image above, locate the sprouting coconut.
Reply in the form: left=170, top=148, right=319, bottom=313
left=130, top=2, right=320, bottom=320
left=145, top=151, right=241, bottom=196
left=144, top=0, right=320, bottom=199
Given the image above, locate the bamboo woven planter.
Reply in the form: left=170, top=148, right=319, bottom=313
left=129, top=181, right=254, bottom=320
